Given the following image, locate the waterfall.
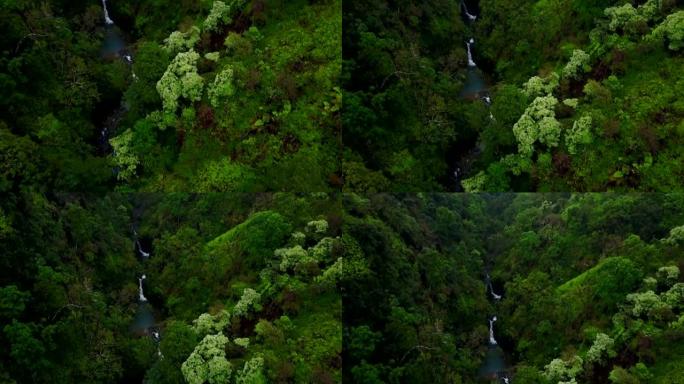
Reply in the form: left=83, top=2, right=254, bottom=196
left=462, top=1, right=477, bottom=21
left=489, top=316, right=498, bottom=345
left=136, top=239, right=150, bottom=258
left=467, top=39, right=476, bottom=67
left=102, top=0, right=114, bottom=25
left=138, top=275, right=147, bottom=302
left=503, top=377, right=510, bottom=384
left=486, top=273, right=502, bottom=300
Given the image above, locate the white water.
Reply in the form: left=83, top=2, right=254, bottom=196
left=467, top=39, right=476, bottom=67
left=138, top=275, right=147, bottom=301
left=486, top=273, right=502, bottom=300
left=102, top=0, right=114, bottom=25
left=489, top=316, right=498, bottom=345
left=462, top=1, right=477, bottom=21
left=137, top=240, right=150, bottom=258
left=503, top=377, right=510, bottom=384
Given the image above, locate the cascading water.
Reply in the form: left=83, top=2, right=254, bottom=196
left=489, top=316, right=498, bottom=345
left=462, top=1, right=477, bottom=21
left=138, top=275, right=148, bottom=302
left=137, top=239, right=150, bottom=258
left=454, top=1, right=498, bottom=190
left=486, top=273, right=502, bottom=300
left=101, top=0, right=114, bottom=25
left=467, top=38, right=477, bottom=67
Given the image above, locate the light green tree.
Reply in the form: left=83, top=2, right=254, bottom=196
left=649, top=11, right=684, bottom=51
left=306, top=219, right=329, bottom=234
left=663, top=225, right=684, bottom=244
left=586, top=333, right=616, bottom=364
left=657, top=266, right=680, bottom=287
left=235, top=356, right=267, bottom=384
left=204, top=52, right=220, bottom=62
left=627, top=290, right=671, bottom=319
left=563, top=98, right=579, bottom=108
left=156, top=50, right=204, bottom=114
left=513, top=96, right=561, bottom=155
left=461, top=171, right=488, bottom=192
left=523, top=73, right=559, bottom=98
left=193, top=310, right=230, bottom=336
left=544, top=356, right=583, bottom=382
left=276, top=245, right=310, bottom=272
left=662, top=283, right=684, bottom=309
left=604, top=4, right=646, bottom=34
left=181, top=333, right=231, bottom=384
left=163, top=27, right=201, bottom=54
left=109, top=129, right=139, bottom=181
left=204, top=1, right=232, bottom=32
left=566, top=115, right=593, bottom=154
left=563, top=49, right=591, bottom=79
left=233, top=288, right=262, bottom=318
left=208, top=67, right=235, bottom=108
left=638, top=0, right=664, bottom=21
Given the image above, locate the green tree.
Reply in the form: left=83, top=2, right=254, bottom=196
left=181, top=333, right=231, bottom=384
left=208, top=67, right=235, bottom=108
left=586, top=333, right=616, bottom=365
left=110, top=129, right=140, bottom=181
left=649, top=11, right=684, bottom=51
left=563, top=49, right=591, bottom=80
left=156, top=50, right=204, bottom=114
left=565, top=115, right=593, bottom=155
left=512, top=96, right=561, bottom=155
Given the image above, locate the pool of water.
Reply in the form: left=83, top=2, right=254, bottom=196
left=460, top=67, right=488, bottom=98
left=130, top=303, right=155, bottom=335
left=478, top=345, right=507, bottom=379
left=101, top=26, right=125, bottom=58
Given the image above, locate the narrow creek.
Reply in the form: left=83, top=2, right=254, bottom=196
left=451, top=0, right=495, bottom=191
left=478, top=270, right=511, bottom=383
left=129, top=202, right=163, bottom=360
left=98, top=0, right=135, bottom=160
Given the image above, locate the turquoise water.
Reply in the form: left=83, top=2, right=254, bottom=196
left=101, top=26, right=125, bottom=58
left=131, top=303, right=155, bottom=335
left=460, top=67, right=488, bottom=98
left=478, top=345, right=507, bottom=379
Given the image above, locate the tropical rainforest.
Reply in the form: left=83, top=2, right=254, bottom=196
left=343, top=193, right=684, bottom=383
left=0, top=192, right=342, bottom=383
left=2, top=0, right=684, bottom=383
left=0, top=0, right=341, bottom=193
left=343, top=0, right=684, bottom=191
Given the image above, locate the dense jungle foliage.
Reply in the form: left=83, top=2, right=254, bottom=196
left=0, top=192, right=342, bottom=383
left=343, top=0, right=684, bottom=192
left=0, top=0, right=341, bottom=193
left=343, top=194, right=684, bottom=383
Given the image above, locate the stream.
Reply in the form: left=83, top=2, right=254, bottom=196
left=478, top=270, right=511, bottom=383
left=451, top=0, right=495, bottom=191
left=129, top=204, right=163, bottom=358
left=98, top=0, right=134, bottom=159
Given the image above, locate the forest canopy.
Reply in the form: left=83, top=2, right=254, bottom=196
left=342, top=193, right=684, bottom=383
left=342, top=0, right=684, bottom=192
left=0, top=0, right=341, bottom=194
